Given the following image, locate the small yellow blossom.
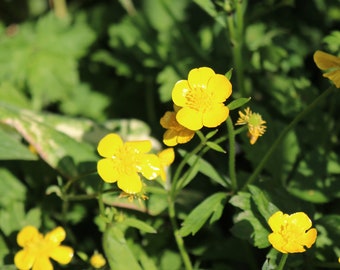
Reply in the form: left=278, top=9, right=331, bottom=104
left=90, top=252, right=106, bottom=269
left=97, top=133, right=162, bottom=194
left=268, top=211, right=317, bottom=254
left=313, top=50, right=340, bottom=88
left=14, top=225, right=74, bottom=270
left=172, top=67, right=232, bottom=131
left=236, top=107, right=266, bottom=144
left=160, top=110, right=195, bottom=146
left=158, top=148, right=175, bottom=181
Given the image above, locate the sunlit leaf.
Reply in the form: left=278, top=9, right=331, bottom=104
left=103, top=226, right=142, bottom=270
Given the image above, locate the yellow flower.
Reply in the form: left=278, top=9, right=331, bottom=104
left=160, top=110, right=195, bottom=146
left=268, top=211, right=317, bottom=254
left=14, top=225, right=74, bottom=270
left=172, top=67, right=232, bottom=131
left=313, top=50, right=340, bottom=88
left=235, top=107, right=266, bottom=144
left=90, top=252, right=106, bottom=269
left=158, top=148, right=175, bottom=181
left=97, top=133, right=162, bottom=194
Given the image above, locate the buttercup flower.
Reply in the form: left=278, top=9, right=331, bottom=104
left=313, top=50, right=340, bottom=88
left=97, top=133, right=162, bottom=194
left=90, top=251, right=106, bottom=269
left=172, top=67, right=232, bottom=131
left=236, top=107, right=266, bottom=144
left=268, top=211, right=317, bottom=254
left=160, top=110, right=195, bottom=146
left=14, top=225, right=74, bottom=270
left=158, top=148, right=175, bottom=181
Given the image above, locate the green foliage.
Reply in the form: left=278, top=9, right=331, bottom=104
left=0, top=0, right=339, bottom=269
left=180, top=192, right=227, bottom=236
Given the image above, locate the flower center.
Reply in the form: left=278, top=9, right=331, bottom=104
left=26, top=237, right=54, bottom=258
left=280, top=223, right=301, bottom=245
left=112, top=145, right=140, bottom=175
left=186, top=86, right=212, bottom=112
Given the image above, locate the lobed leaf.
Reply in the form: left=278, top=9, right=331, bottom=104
left=180, top=192, right=227, bottom=236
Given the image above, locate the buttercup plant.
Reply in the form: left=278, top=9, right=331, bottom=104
left=1, top=1, right=340, bottom=270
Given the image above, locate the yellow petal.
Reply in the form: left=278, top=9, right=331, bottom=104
left=289, top=212, right=312, bottom=231
left=323, top=70, right=340, bottom=88
left=117, top=173, right=142, bottom=194
left=187, top=67, right=215, bottom=89
left=17, top=225, right=41, bottom=247
left=125, top=140, right=152, bottom=154
left=172, top=80, right=190, bottom=107
left=284, top=241, right=306, bottom=253
left=207, top=74, right=232, bottom=102
left=177, top=129, right=195, bottom=144
left=32, top=256, right=53, bottom=270
left=298, top=228, right=317, bottom=248
left=202, top=104, right=229, bottom=128
left=163, top=129, right=179, bottom=146
left=97, top=158, right=119, bottom=183
left=97, top=133, right=123, bottom=158
left=268, top=211, right=285, bottom=232
left=158, top=148, right=175, bottom=167
left=14, top=249, right=35, bottom=269
left=50, top=246, right=74, bottom=264
left=313, top=50, right=340, bottom=70
left=176, top=107, right=203, bottom=131
left=160, top=111, right=176, bottom=129
left=139, top=154, right=161, bottom=180
left=268, top=233, right=287, bottom=254
left=45, top=227, right=66, bottom=245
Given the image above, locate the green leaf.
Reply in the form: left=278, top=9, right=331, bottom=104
left=205, top=129, right=219, bottom=139
left=227, top=97, right=251, bottom=110
left=206, top=141, right=226, bottom=153
left=193, top=0, right=226, bottom=27
left=0, top=127, right=38, bottom=160
left=248, top=185, right=278, bottom=221
left=180, top=192, right=227, bottom=236
left=123, top=218, right=157, bottom=234
left=0, top=103, right=98, bottom=177
left=229, top=187, right=277, bottom=248
left=103, top=226, right=143, bottom=270
left=178, top=149, right=228, bottom=187
left=0, top=168, right=26, bottom=206
left=225, top=68, right=233, bottom=80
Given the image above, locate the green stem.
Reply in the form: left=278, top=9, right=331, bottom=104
left=277, top=253, right=289, bottom=270
left=226, top=117, right=237, bottom=191
left=168, top=198, right=193, bottom=270
left=171, top=139, right=206, bottom=197
left=242, top=86, right=335, bottom=190
left=97, top=181, right=106, bottom=216
left=226, top=0, right=247, bottom=97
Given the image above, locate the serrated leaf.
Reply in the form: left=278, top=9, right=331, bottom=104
left=180, top=192, right=227, bottom=236
left=103, top=226, right=142, bottom=270
left=123, top=218, right=157, bottom=234
left=227, top=97, right=251, bottom=110
left=248, top=185, right=278, bottom=220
